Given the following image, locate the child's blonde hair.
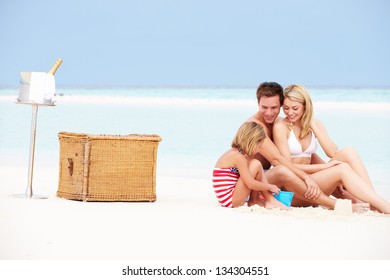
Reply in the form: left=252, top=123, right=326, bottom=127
left=232, top=122, right=266, bottom=156
left=283, top=84, right=313, bottom=138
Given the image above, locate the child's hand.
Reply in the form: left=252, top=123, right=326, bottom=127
left=269, top=184, right=280, bottom=195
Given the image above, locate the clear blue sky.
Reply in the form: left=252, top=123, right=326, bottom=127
left=0, top=0, right=389, bottom=87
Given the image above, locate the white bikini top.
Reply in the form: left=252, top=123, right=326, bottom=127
left=288, top=129, right=317, bottom=158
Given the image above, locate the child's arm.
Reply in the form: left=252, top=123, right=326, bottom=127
left=235, top=154, right=280, bottom=194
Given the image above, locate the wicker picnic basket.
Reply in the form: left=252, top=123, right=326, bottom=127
left=57, top=132, right=162, bottom=202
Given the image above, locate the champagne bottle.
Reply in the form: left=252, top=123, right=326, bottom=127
left=48, top=58, right=63, bottom=75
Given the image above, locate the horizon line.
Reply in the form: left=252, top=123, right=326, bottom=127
left=1, top=84, right=390, bottom=90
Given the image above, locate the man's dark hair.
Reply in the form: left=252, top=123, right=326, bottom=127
left=256, top=82, right=284, bottom=104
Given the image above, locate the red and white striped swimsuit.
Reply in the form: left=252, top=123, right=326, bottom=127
left=212, top=167, right=240, bottom=208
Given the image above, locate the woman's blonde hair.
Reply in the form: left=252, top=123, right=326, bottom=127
left=231, top=122, right=266, bottom=156
left=283, top=84, right=313, bottom=138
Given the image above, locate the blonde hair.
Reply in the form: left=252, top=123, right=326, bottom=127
left=231, top=122, right=266, bottom=156
left=283, top=84, right=313, bottom=138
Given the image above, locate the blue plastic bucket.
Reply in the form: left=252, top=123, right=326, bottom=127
left=274, top=191, right=294, bottom=207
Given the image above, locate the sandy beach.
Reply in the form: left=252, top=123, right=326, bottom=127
left=1, top=164, right=390, bottom=279
left=1, top=162, right=390, bottom=261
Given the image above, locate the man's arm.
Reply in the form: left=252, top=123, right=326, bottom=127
left=258, top=137, right=321, bottom=199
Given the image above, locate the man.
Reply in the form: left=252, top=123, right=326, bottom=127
left=244, top=82, right=339, bottom=210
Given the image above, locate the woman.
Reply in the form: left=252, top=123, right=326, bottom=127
left=272, top=84, right=390, bottom=214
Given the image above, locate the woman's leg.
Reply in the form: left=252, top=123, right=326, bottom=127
left=314, top=147, right=373, bottom=202
left=332, top=146, right=374, bottom=188
left=267, top=165, right=337, bottom=209
left=267, top=165, right=369, bottom=212
left=310, top=163, right=390, bottom=214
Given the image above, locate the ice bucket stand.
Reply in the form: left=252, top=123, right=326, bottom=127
left=13, top=101, right=55, bottom=199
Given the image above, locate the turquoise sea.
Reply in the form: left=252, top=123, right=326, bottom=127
left=0, top=86, right=389, bottom=198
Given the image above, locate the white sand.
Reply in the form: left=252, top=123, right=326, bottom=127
left=1, top=164, right=390, bottom=261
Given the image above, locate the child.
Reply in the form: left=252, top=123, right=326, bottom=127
left=212, top=121, right=288, bottom=209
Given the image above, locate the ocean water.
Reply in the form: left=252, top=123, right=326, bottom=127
left=0, top=86, right=389, bottom=197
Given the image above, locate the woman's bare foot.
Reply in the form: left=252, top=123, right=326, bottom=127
left=335, top=199, right=369, bottom=215
left=352, top=202, right=370, bottom=213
